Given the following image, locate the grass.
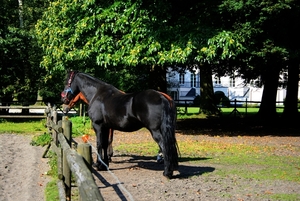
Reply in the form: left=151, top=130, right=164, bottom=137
left=268, top=194, right=299, bottom=201
left=115, top=140, right=300, bottom=182
left=176, top=106, right=289, bottom=119
left=0, top=119, right=46, bottom=134
left=45, top=180, right=59, bottom=201
left=115, top=140, right=300, bottom=200
left=44, top=151, right=59, bottom=201
left=70, top=116, right=94, bottom=137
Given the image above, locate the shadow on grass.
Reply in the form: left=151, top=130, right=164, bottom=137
left=176, top=117, right=300, bottom=136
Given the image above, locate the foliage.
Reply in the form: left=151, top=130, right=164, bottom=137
left=0, top=0, right=50, bottom=104
left=33, top=0, right=300, bottom=115
left=30, top=132, right=52, bottom=146
left=35, top=0, right=193, bottom=71
left=70, top=116, right=94, bottom=137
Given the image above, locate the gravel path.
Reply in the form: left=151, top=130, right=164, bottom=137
left=0, top=134, right=50, bottom=201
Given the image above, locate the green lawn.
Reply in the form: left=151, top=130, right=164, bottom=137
left=0, top=119, right=46, bottom=134
left=177, top=106, right=286, bottom=118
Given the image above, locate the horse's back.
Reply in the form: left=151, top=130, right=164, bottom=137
left=88, top=89, right=172, bottom=131
left=131, top=89, right=173, bottom=129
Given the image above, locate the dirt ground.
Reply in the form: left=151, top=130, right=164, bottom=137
left=87, top=130, right=300, bottom=201
left=0, top=118, right=299, bottom=201
left=0, top=134, right=50, bottom=201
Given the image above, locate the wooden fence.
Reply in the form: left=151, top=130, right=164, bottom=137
left=45, top=104, right=103, bottom=201
left=0, top=105, right=47, bottom=118
left=174, top=99, right=289, bottom=115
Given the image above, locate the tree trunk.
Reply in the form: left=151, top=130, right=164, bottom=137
left=18, top=0, right=24, bottom=28
left=199, top=64, right=220, bottom=116
left=283, top=59, right=299, bottom=118
left=149, top=65, right=167, bottom=93
left=258, top=64, right=281, bottom=118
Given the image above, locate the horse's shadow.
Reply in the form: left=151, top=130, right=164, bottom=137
left=91, top=155, right=215, bottom=201
left=111, top=154, right=215, bottom=178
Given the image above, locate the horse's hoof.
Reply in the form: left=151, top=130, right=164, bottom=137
left=108, top=156, right=113, bottom=162
left=163, top=171, right=173, bottom=179
left=93, top=163, right=107, bottom=171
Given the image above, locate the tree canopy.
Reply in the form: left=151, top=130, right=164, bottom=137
left=0, top=0, right=50, bottom=106
left=1, top=0, right=299, bottom=117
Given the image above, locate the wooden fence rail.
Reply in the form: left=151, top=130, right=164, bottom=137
left=45, top=104, right=103, bottom=201
left=0, top=105, right=47, bottom=118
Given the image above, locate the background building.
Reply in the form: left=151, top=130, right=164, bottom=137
left=167, top=67, right=288, bottom=105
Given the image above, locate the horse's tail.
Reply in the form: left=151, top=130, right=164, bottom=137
left=161, top=96, right=179, bottom=175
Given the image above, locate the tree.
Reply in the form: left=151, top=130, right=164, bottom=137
left=36, top=0, right=200, bottom=93
left=36, top=0, right=226, bottom=112
left=36, top=0, right=300, bottom=117
left=218, top=0, right=300, bottom=118
left=0, top=0, right=50, bottom=111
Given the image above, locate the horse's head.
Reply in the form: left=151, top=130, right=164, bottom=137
left=62, top=92, right=88, bottom=114
left=62, top=104, right=71, bottom=113
left=61, top=71, right=79, bottom=104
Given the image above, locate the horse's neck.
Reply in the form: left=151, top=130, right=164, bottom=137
left=76, top=73, right=122, bottom=102
left=79, top=85, right=98, bottom=104
left=79, top=93, right=89, bottom=104
left=67, top=92, right=88, bottom=108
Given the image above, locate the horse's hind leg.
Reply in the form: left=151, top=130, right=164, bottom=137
left=151, top=129, right=178, bottom=178
left=150, top=130, right=169, bottom=168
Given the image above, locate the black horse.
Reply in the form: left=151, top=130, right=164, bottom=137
left=61, top=71, right=179, bottom=178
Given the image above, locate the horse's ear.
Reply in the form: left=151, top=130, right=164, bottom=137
left=67, top=69, right=80, bottom=74
left=65, top=69, right=71, bottom=75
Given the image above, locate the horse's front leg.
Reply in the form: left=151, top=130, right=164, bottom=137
left=107, top=129, right=114, bottom=162
left=93, top=123, right=110, bottom=171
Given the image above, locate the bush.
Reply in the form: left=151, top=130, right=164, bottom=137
left=214, top=91, right=230, bottom=107
left=30, top=133, right=52, bottom=146
left=220, top=96, right=231, bottom=107
left=193, top=95, right=201, bottom=106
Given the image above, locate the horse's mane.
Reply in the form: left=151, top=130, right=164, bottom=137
left=64, top=70, right=79, bottom=85
left=72, top=71, right=121, bottom=92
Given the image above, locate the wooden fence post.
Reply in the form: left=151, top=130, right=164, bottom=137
left=57, top=133, right=104, bottom=201
left=245, top=98, right=248, bottom=117
left=77, top=143, right=92, bottom=166
left=77, top=143, right=92, bottom=201
left=45, top=105, right=103, bottom=201
left=62, top=116, right=72, bottom=201
left=79, top=103, right=82, bottom=117
left=57, top=120, right=64, bottom=180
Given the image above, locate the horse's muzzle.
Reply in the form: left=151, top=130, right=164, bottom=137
left=62, top=104, right=70, bottom=114
left=61, top=91, right=72, bottom=104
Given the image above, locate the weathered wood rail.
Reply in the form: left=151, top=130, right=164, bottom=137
left=45, top=104, right=103, bottom=201
left=0, top=105, right=47, bottom=118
